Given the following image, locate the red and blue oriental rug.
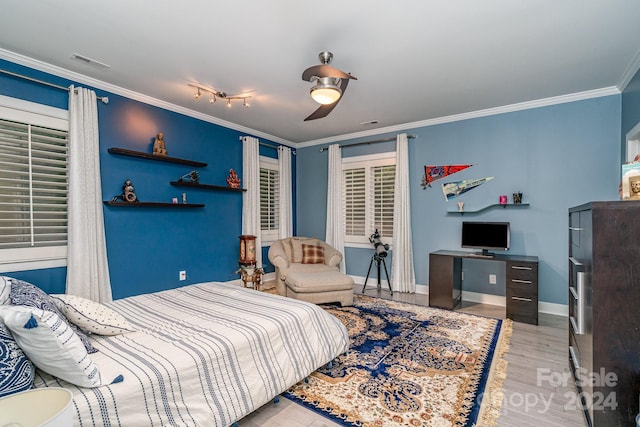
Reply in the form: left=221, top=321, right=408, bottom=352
left=284, top=295, right=511, bottom=426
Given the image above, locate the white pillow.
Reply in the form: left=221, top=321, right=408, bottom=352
left=50, top=294, right=135, bottom=336
left=0, top=305, right=122, bottom=388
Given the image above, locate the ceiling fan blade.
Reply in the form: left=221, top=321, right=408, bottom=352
left=302, top=64, right=357, bottom=81
left=304, top=79, right=351, bottom=121
left=304, top=103, right=337, bottom=121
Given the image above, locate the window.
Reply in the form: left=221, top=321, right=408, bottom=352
left=343, top=153, right=395, bottom=246
left=259, top=156, right=279, bottom=242
left=0, top=96, right=69, bottom=272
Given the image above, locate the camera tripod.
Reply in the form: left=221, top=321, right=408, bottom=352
left=361, top=252, right=393, bottom=295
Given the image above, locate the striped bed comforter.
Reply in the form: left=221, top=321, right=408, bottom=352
left=33, top=282, right=349, bottom=426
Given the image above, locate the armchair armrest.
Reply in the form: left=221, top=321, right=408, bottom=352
left=322, top=243, right=343, bottom=267
left=268, top=241, right=290, bottom=270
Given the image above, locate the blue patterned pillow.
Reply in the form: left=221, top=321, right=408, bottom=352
left=9, top=278, right=98, bottom=354
left=0, top=322, right=34, bottom=398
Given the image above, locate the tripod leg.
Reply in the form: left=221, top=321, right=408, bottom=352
left=376, top=258, right=382, bottom=291
left=381, top=258, right=393, bottom=295
left=361, top=256, right=375, bottom=293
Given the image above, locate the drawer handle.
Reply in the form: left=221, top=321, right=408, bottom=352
left=569, top=227, right=583, bottom=231
left=569, top=257, right=583, bottom=267
left=511, top=266, right=532, bottom=271
left=511, top=279, right=532, bottom=284
left=511, top=296, right=532, bottom=302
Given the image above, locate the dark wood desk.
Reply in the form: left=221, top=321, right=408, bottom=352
left=428, top=250, right=539, bottom=324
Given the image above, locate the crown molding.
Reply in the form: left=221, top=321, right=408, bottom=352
left=0, top=48, right=292, bottom=146
left=617, top=47, right=640, bottom=92
left=297, top=86, right=621, bottom=147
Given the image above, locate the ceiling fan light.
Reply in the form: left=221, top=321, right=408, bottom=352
left=310, top=78, right=342, bottom=105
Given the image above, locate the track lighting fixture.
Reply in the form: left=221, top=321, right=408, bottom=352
left=188, top=83, right=251, bottom=109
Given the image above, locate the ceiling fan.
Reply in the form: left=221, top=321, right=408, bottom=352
left=302, top=51, right=357, bottom=121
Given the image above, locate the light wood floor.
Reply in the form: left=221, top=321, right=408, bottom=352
left=238, top=286, right=586, bottom=427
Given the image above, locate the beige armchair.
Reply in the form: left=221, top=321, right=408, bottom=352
left=268, top=237, right=354, bottom=306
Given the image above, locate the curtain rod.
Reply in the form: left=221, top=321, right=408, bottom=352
left=319, top=134, right=416, bottom=152
left=239, top=136, right=297, bottom=155
left=0, top=69, right=109, bottom=103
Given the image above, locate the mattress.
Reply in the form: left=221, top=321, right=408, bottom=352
left=33, top=282, right=349, bottom=426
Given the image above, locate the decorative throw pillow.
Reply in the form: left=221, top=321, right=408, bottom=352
left=0, top=322, right=34, bottom=398
left=50, top=294, right=135, bottom=336
left=301, top=243, right=325, bottom=264
left=0, top=276, right=10, bottom=305
left=291, top=237, right=319, bottom=263
left=9, top=278, right=98, bottom=354
left=0, top=306, right=122, bottom=388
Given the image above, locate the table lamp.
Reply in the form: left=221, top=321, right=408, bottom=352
left=239, top=235, right=256, bottom=274
left=0, top=388, right=73, bottom=427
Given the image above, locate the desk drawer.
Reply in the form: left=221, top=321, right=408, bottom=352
left=506, top=262, right=538, bottom=281
left=506, top=293, right=538, bottom=324
left=507, top=281, right=537, bottom=299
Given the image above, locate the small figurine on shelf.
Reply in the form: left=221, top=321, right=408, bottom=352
left=153, top=132, right=167, bottom=156
left=226, top=169, right=241, bottom=189
left=111, top=179, right=138, bottom=203
left=178, top=170, right=199, bottom=183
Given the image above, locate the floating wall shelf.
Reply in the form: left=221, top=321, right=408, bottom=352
left=104, top=201, right=204, bottom=208
left=108, top=147, right=207, bottom=167
left=170, top=181, right=246, bottom=192
left=447, top=203, right=530, bottom=215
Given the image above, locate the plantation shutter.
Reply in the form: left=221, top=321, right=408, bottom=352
left=372, top=164, right=395, bottom=238
left=344, top=167, right=366, bottom=237
left=0, top=118, right=69, bottom=249
left=259, top=166, right=279, bottom=236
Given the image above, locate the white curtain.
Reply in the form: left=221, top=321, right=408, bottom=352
left=66, top=86, right=112, bottom=303
left=325, top=144, right=346, bottom=273
left=242, top=136, right=262, bottom=267
left=391, top=133, right=416, bottom=293
left=278, top=146, right=293, bottom=239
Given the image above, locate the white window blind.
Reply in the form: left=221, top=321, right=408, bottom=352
left=343, top=154, right=395, bottom=245
left=0, top=118, right=69, bottom=250
left=344, top=167, right=366, bottom=237
left=259, top=157, right=279, bottom=242
left=373, top=164, right=396, bottom=238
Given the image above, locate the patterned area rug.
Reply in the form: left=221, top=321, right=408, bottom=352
left=284, top=295, right=511, bottom=427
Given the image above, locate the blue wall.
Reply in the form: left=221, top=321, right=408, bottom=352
left=297, top=95, right=622, bottom=305
left=0, top=59, right=293, bottom=299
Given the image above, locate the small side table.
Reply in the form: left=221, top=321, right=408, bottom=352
left=237, top=266, right=264, bottom=291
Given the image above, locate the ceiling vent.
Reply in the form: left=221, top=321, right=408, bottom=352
left=71, top=53, right=110, bottom=71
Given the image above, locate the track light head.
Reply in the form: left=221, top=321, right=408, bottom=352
left=194, top=88, right=201, bottom=99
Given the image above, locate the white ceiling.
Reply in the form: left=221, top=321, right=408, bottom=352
left=1, top=0, right=640, bottom=145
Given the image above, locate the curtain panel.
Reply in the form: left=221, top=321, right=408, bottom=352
left=325, top=144, right=346, bottom=273
left=66, top=86, right=112, bottom=302
left=242, top=136, right=262, bottom=267
left=390, top=133, right=416, bottom=293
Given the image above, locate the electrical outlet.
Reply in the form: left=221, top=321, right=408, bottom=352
left=489, top=274, right=497, bottom=285
left=179, top=270, right=187, bottom=281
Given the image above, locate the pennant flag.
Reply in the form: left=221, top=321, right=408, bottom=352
left=442, top=177, right=494, bottom=201
left=422, top=164, right=473, bottom=189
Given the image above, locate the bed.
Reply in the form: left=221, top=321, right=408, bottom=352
left=30, top=281, right=349, bottom=426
